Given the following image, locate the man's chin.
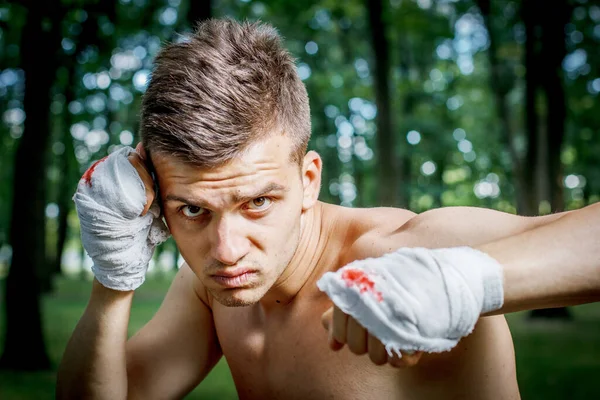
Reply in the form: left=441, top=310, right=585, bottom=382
left=209, top=287, right=266, bottom=307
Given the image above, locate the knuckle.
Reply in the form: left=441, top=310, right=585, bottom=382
left=404, top=352, right=423, bottom=365
left=389, top=360, right=407, bottom=368
left=347, top=339, right=366, bottom=355
left=404, top=358, right=418, bottom=367
left=369, top=351, right=387, bottom=366
left=387, top=352, right=422, bottom=368
left=332, top=330, right=345, bottom=344
left=347, top=343, right=360, bottom=355
left=388, top=355, right=407, bottom=368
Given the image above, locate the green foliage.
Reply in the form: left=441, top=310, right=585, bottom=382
left=1, top=0, right=599, bottom=248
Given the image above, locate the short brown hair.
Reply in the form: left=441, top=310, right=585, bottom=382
left=140, top=18, right=311, bottom=167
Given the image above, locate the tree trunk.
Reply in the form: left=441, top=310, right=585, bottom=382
left=522, top=0, right=541, bottom=216
left=397, top=36, right=416, bottom=209
left=365, top=0, right=401, bottom=207
left=477, top=0, right=530, bottom=215
left=46, top=0, right=117, bottom=289
left=52, top=74, right=78, bottom=279
left=336, top=8, right=364, bottom=207
left=541, top=0, right=569, bottom=213
left=187, top=0, right=212, bottom=28
left=528, top=0, right=572, bottom=320
left=0, top=2, right=64, bottom=370
left=52, top=143, right=75, bottom=276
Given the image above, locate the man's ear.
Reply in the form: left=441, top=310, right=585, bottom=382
left=301, top=151, right=322, bottom=211
left=135, top=142, right=148, bottom=161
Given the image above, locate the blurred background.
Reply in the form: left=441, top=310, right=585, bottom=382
left=0, top=0, right=599, bottom=398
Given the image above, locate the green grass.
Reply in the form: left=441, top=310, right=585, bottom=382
left=1, top=276, right=599, bottom=399
left=507, top=305, right=600, bottom=400
left=0, top=276, right=237, bottom=400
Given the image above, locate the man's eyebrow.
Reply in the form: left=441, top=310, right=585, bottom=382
left=163, top=182, right=288, bottom=206
left=231, top=182, right=288, bottom=204
left=164, top=194, right=205, bottom=206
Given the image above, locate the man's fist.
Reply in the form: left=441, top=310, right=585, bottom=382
left=321, top=306, right=424, bottom=368
left=317, top=247, right=504, bottom=363
left=73, top=145, right=170, bottom=291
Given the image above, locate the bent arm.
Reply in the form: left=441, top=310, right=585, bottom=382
left=126, top=264, right=222, bottom=399
left=479, top=202, right=600, bottom=314
left=57, top=264, right=221, bottom=400
left=56, top=280, right=133, bottom=400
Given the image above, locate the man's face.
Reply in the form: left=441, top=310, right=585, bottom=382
left=153, top=135, right=308, bottom=307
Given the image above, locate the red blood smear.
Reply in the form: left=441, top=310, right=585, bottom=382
left=82, top=156, right=108, bottom=187
left=341, top=268, right=383, bottom=302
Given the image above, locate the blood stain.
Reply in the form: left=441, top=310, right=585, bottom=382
left=82, top=157, right=108, bottom=187
left=341, top=268, right=383, bottom=302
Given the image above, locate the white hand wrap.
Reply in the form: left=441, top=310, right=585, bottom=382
left=317, top=247, right=504, bottom=356
left=73, top=146, right=170, bottom=291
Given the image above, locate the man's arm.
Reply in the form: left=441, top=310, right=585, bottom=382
left=478, top=202, right=600, bottom=314
left=344, top=205, right=568, bottom=264
left=324, top=203, right=596, bottom=369
left=397, top=206, right=570, bottom=249
left=398, top=203, right=599, bottom=312
left=352, top=203, right=598, bottom=312
left=56, top=264, right=221, bottom=399
left=56, top=279, right=133, bottom=400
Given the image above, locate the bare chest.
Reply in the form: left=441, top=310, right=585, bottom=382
left=213, top=295, right=406, bottom=400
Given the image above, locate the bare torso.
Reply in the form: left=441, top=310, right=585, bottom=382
left=203, top=203, right=520, bottom=400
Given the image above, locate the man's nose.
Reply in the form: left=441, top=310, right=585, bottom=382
left=210, top=215, right=250, bottom=266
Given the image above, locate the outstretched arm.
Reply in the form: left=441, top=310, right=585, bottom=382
left=319, top=202, right=599, bottom=368
left=480, top=201, right=600, bottom=314
left=344, top=203, right=599, bottom=313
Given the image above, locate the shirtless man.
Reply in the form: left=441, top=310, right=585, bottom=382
left=56, top=19, right=600, bottom=399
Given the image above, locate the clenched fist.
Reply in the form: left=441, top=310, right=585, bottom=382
left=321, top=306, right=424, bottom=368
left=73, top=144, right=170, bottom=291
left=317, top=247, right=504, bottom=366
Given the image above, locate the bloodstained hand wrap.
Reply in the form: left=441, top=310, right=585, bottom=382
left=73, top=146, right=170, bottom=291
left=317, top=247, right=504, bottom=356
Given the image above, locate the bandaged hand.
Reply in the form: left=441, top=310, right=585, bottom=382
left=73, top=145, right=170, bottom=291
left=317, top=247, right=504, bottom=365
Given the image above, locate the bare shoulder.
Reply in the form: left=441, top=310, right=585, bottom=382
left=336, top=206, right=416, bottom=265
left=411, top=315, right=519, bottom=399
left=343, top=205, right=568, bottom=264
left=401, top=206, right=570, bottom=248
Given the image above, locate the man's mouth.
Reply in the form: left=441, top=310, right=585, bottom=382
left=211, top=268, right=258, bottom=288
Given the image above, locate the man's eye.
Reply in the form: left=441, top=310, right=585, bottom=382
left=247, top=197, right=271, bottom=211
left=181, top=205, right=207, bottom=218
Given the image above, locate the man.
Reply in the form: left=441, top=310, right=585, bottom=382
left=57, top=19, right=600, bottom=399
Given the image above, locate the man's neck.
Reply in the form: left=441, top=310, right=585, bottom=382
left=259, top=202, right=330, bottom=309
